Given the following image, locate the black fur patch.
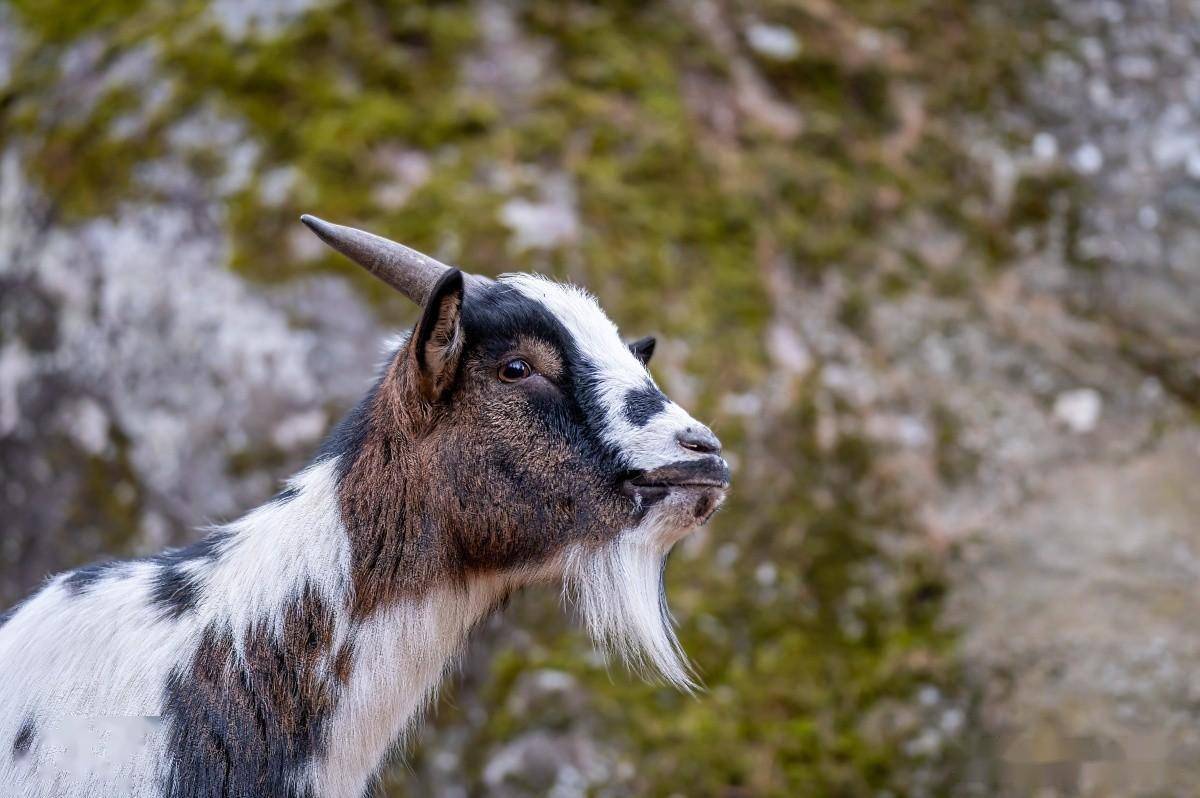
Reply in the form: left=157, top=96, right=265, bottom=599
left=622, top=384, right=667, bottom=426
left=149, top=565, right=203, bottom=620
left=161, top=586, right=336, bottom=798
left=146, top=531, right=232, bottom=620
left=62, top=560, right=125, bottom=596
left=12, top=716, right=34, bottom=758
left=268, top=485, right=301, bottom=505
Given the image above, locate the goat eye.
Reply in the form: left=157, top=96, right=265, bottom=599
left=498, top=358, right=533, bottom=382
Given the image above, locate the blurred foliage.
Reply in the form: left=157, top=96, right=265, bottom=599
left=2, top=0, right=1056, bottom=794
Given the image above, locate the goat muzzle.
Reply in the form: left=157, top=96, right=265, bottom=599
left=622, top=457, right=731, bottom=523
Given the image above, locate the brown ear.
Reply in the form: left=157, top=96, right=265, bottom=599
left=410, top=268, right=465, bottom=403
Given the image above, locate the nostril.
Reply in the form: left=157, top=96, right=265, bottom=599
left=677, top=426, right=722, bottom=456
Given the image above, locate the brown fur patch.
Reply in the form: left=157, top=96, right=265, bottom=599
left=332, top=643, right=355, bottom=685
left=338, top=366, right=460, bottom=620
left=511, top=335, right=564, bottom=381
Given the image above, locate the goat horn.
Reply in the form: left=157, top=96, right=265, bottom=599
left=299, top=214, right=450, bottom=304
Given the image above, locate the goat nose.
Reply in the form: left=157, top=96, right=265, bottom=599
left=677, top=426, right=722, bottom=456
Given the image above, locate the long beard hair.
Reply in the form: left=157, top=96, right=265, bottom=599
left=562, top=514, right=696, bottom=691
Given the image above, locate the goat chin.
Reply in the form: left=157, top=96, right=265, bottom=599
left=563, top=500, right=717, bottom=693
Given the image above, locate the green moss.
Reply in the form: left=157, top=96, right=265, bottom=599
left=59, top=425, right=145, bottom=560
left=9, top=0, right=150, bottom=44
left=838, top=288, right=872, bottom=336
left=931, top=403, right=979, bottom=485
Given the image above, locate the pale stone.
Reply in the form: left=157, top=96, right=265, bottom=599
left=1053, top=388, right=1102, bottom=434
left=745, top=23, right=800, bottom=61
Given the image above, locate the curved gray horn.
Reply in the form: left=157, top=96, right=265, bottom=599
left=300, top=214, right=450, bottom=304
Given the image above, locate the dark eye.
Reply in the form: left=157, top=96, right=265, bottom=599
left=499, top=358, right=533, bottom=382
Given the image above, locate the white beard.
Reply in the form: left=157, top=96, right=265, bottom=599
left=562, top=509, right=700, bottom=691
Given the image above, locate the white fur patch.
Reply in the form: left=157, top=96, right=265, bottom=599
left=310, top=567, right=550, bottom=798
left=0, top=561, right=193, bottom=796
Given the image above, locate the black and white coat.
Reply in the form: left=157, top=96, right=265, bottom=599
left=0, top=218, right=729, bottom=798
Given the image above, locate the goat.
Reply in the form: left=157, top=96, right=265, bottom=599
left=0, top=215, right=730, bottom=798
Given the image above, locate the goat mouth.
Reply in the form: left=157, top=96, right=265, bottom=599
left=621, top=458, right=731, bottom=508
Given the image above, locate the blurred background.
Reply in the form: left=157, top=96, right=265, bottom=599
left=2, top=0, right=1199, bottom=795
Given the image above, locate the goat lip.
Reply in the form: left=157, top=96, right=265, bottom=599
left=628, top=479, right=727, bottom=490
left=623, top=458, right=732, bottom=492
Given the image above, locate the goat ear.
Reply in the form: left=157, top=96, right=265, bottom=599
left=410, top=268, right=465, bottom=403
left=629, top=336, right=656, bottom=366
